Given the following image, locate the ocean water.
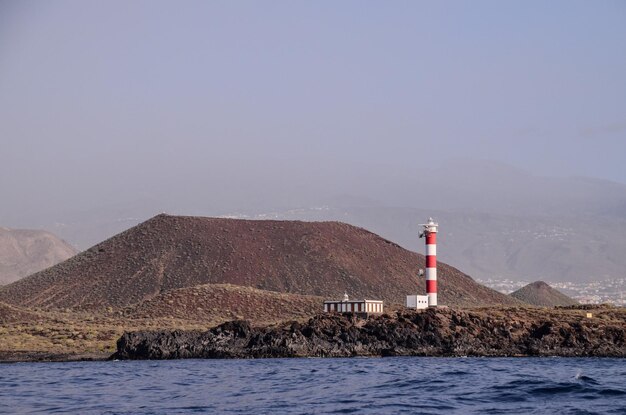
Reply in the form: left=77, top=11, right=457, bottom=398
left=1, top=357, right=625, bottom=414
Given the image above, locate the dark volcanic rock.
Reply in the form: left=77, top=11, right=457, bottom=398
left=113, top=306, right=626, bottom=360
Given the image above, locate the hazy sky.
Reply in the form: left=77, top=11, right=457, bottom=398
left=1, top=1, right=626, bottom=225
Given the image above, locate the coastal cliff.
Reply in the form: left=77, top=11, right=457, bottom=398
left=113, top=306, right=626, bottom=359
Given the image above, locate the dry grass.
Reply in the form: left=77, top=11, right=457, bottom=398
left=0, top=314, right=228, bottom=357
left=0, top=302, right=317, bottom=359
left=469, top=304, right=625, bottom=327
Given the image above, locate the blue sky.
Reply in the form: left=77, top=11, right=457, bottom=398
left=1, top=1, right=625, bottom=223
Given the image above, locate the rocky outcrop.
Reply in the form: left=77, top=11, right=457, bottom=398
left=113, top=306, right=626, bottom=359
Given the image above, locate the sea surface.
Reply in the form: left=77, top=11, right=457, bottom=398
left=1, top=357, right=625, bottom=414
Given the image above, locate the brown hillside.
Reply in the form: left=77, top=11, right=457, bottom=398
left=510, top=281, right=579, bottom=307
left=0, top=227, right=77, bottom=285
left=0, top=301, right=43, bottom=324
left=122, top=283, right=324, bottom=326
left=0, top=214, right=519, bottom=310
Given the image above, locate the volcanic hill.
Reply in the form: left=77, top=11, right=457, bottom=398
left=510, top=281, right=579, bottom=307
left=0, top=214, right=519, bottom=310
left=0, top=227, right=77, bottom=285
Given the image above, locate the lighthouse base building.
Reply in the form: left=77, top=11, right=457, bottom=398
left=406, top=295, right=429, bottom=310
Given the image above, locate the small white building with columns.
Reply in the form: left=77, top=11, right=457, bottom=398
left=323, top=293, right=384, bottom=314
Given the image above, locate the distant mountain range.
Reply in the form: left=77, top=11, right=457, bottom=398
left=0, top=227, right=77, bottom=285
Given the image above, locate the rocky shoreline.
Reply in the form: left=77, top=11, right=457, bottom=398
left=113, top=306, right=626, bottom=360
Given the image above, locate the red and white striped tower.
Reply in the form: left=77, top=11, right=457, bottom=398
left=420, top=218, right=439, bottom=307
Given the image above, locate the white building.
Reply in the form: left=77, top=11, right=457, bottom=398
left=324, top=293, right=384, bottom=314
left=406, top=295, right=429, bottom=310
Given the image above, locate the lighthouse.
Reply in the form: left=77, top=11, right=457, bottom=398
left=420, top=218, right=439, bottom=307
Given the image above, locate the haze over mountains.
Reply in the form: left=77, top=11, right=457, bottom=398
left=5, top=160, right=623, bottom=284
